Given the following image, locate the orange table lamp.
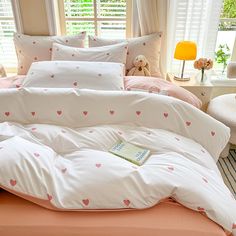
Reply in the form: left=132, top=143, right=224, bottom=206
left=174, top=41, right=197, bottom=81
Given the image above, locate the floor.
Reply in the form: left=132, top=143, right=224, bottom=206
left=217, top=149, right=236, bottom=197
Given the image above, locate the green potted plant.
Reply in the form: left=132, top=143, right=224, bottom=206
left=215, top=44, right=231, bottom=74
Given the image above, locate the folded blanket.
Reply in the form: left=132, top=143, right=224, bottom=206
left=0, top=88, right=235, bottom=235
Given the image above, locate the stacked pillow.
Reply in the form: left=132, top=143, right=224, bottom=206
left=88, top=33, right=162, bottom=77
left=22, top=61, right=125, bottom=91
left=14, top=32, right=86, bottom=75
left=51, top=42, right=128, bottom=65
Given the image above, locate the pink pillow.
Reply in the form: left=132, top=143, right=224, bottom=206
left=124, top=76, right=202, bottom=109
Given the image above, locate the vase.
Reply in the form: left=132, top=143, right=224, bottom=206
left=199, top=69, right=207, bottom=84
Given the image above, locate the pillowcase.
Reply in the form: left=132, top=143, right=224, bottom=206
left=14, top=32, right=86, bottom=75
left=124, top=76, right=202, bottom=109
left=22, top=61, right=125, bottom=91
left=51, top=42, right=128, bottom=64
left=89, top=33, right=162, bottom=77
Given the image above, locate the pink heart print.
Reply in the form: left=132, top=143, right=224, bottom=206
left=197, top=207, right=205, bottom=212
left=123, top=199, right=131, bottom=207
left=211, top=131, right=215, bottom=136
left=136, top=111, right=141, bottom=116
left=61, top=168, right=67, bottom=173
left=163, top=112, right=168, bottom=118
left=168, top=166, right=174, bottom=171
left=186, top=121, right=191, bottom=126
left=34, top=152, right=40, bottom=157
left=10, top=179, right=17, bottom=186
left=47, top=194, right=53, bottom=201
left=95, top=163, right=101, bottom=168
left=57, top=111, right=62, bottom=115
left=31, top=112, right=36, bottom=116
left=31, top=127, right=37, bottom=131
left=4, top=112, right=10, bottom=116
left=82, top=199, right=89, bottom=206
left=83, top=111, right=88, bottom=116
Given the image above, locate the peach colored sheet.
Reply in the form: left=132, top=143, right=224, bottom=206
left=0, top=190, right=227, bottom=236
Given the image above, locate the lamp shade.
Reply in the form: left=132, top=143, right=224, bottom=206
left=174, top=41, right=197, bottom=60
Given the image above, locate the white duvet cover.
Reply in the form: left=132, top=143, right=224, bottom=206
left=0, top=88, right=235, bottom=235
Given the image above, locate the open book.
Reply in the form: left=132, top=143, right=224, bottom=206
left=109, top=141, right=150, bottom=166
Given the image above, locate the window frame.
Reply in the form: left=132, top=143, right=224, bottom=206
left=57, top=0, right=131, bottom=38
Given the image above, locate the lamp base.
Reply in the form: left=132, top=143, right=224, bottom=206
left=174, top=76, right=190, bottom=81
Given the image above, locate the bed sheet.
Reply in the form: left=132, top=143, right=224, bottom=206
left=0, top=190, right=228, bottom=236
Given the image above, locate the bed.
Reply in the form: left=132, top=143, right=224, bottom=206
left=0, top=32, right=235, bottom=236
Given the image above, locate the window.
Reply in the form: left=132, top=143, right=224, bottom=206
left=0, top=0, right=17, bottom=71
left=168, top=0, right=222, bottom=74
left=59, top=0, right=128, bottom=39
left=215, top=0, right=236, bottom=75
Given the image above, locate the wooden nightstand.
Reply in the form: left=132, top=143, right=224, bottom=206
left=166, top=73, right=213, bottom=111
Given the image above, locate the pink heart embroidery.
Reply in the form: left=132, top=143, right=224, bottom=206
left=47, top=194, right=52, bottom=201
left=109, top=110, right=115, bottom=115
left=83, top=111, right=88, bottom=116
left=186, top=121, right=191, bottom=126
left=232, top=223, right=236, bottom=229
left=34, top=153, right=40, bottom=157
left=57, top=111, right=62, bottom=115
left=211, top=131, right=215, bottom=136
left=202, top=177, right=208, bottom=183
left=197, top=207, right=205, bottom=212
left=61, top=168, right=67, bottom=173
left=31, top=112, right=36, bottom=116
left=31, top=127, right=37, bottom=131
left=136, top=111, right=141, bottom=116
left=163, top=112, right=168, bottom=118
left=10, top=179, right=17, bottom=186
left=82, top=199, right=89, bottom=206
left=123, top=199, right=130, bottom=207
left=95, top=163, right=101, bottom=168
left=73, top=82, right=78, bottom=86
left=168, top=166, right=174, bottom=171
left=4, top=112, right=10, bottom=116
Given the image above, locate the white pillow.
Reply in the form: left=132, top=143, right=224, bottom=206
left=14, top=32, right=86, bottom=75
left=22, top=61, right=125, bottom=90
left=89, top=33, right=162, bottom=77
left=51, top=42, right=128, bottom=64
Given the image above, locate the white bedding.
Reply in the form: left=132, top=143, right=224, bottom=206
left=0, top=88, right=235, bottom=235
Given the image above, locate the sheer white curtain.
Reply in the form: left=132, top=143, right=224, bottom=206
left=131, top=0, right=222, bottom=76
left=131, top=0, right=170, bottom=76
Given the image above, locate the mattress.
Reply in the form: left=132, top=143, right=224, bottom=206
left=0, top=190, right=226, bottom=236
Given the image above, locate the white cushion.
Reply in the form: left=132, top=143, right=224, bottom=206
left=52, top=42, right=128, bottom=64
left=207, top=94, right=236, bottom=144
left=22, top=61, right=125, bottom=90
left=14, top=32, right=86, bottom=75
left=89, top=33, right=162, bottom=77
